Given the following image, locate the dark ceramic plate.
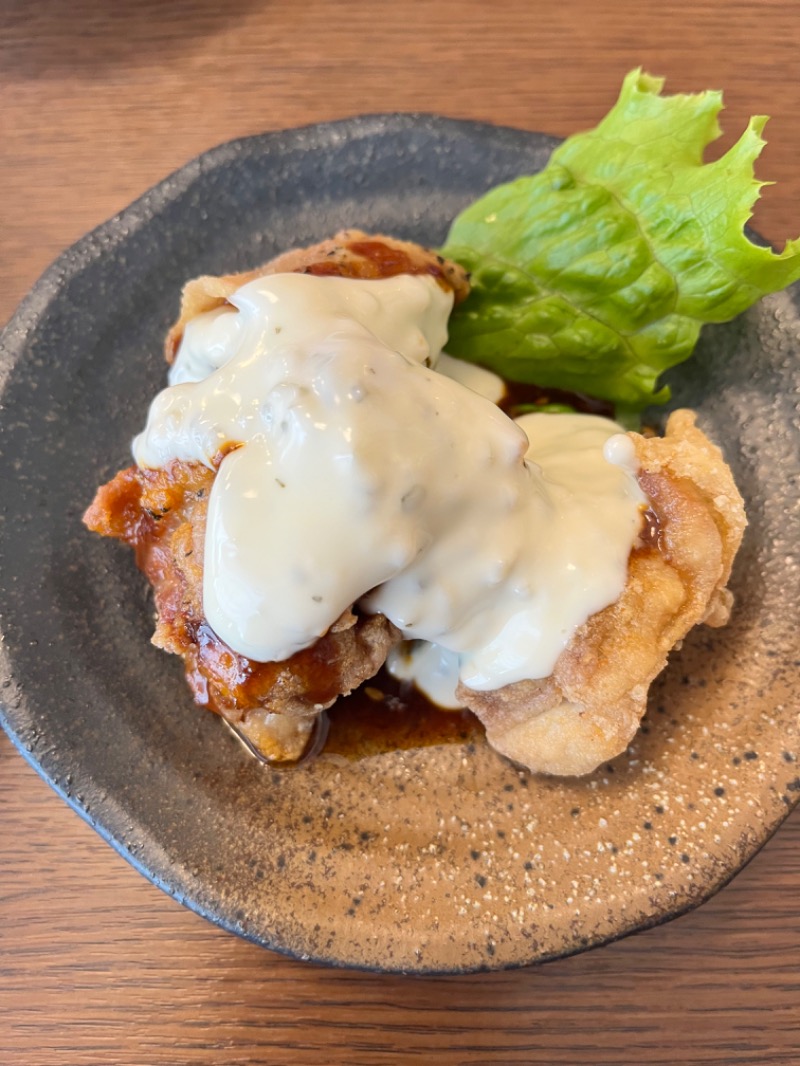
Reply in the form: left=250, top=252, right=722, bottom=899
left=1, top=116, right=799, bottom=973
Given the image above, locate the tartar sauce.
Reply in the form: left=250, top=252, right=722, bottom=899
left=134, top=273, right=645, bottom=694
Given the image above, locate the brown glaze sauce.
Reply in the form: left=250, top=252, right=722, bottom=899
left=499, top=378, right=615, bottom=419
left=303, top=239, right=450, bottom=290
left=324, top=666, right=483, bottom=760
left=187, top=620, right=348, bottom=712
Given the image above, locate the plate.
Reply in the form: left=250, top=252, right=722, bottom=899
left=1, top=116, right=799, bottom=973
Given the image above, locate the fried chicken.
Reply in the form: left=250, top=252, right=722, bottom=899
left=85, top=232, right=469, bottom=759
left=458, top=410, right=746, bottom=776
left=85, top=229, right=745, bottom=776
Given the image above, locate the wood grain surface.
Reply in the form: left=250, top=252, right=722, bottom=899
left=2, top=2, right=799, bottom=1062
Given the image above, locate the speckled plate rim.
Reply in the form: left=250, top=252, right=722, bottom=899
left=1, top=114, right=798, bottom=974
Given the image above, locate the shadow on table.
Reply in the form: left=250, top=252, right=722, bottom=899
left=0, top=0, right=263, bottom=78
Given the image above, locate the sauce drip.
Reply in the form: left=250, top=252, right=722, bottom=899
left=500, top=378, right=615, bottom=419
left=325, top=667, right=483, bottom=759
left=637, top=507, right=663, bottom=552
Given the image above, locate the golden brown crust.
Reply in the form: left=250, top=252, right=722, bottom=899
left=458, top=410, right=747, bottom=777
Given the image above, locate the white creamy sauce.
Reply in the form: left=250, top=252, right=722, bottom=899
left=387, top=642, right=464, bottom=709
left=134, top=272, right=646, bottom=693
left=434, top=352, right=507, bottom=405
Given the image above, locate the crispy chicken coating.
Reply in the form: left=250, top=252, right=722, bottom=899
left=458, top=410, right=746, bottom=776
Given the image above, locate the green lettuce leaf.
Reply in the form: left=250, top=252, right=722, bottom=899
left=441, top=69, right=800, bottom=415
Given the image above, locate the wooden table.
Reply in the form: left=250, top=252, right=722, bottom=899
left=2, top=2, right=799, bottom=1062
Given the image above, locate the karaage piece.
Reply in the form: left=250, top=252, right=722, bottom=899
left=84, top=460, right=399, bottom=755
left=164, top=229, right=470, bottom=361
left=85, top=232, right=469, bottom=759
left=458, top=410, right=746, bottom=777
